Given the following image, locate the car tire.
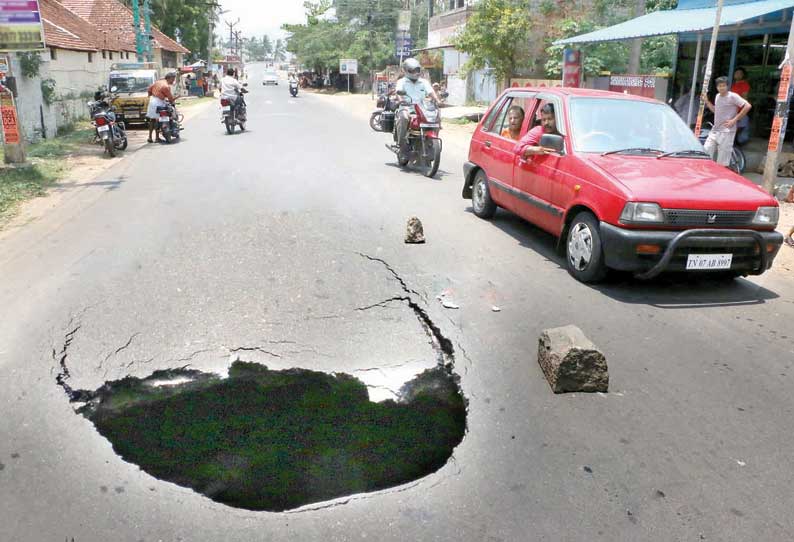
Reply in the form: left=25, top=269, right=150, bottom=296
left=565, top=212, right=608, bottom=283
left=471, top=169, right=497, bottom=219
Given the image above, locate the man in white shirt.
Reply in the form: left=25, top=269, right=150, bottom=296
left=395, top=58, right=439, bottom=151
left=220, top=67, right=247, bottom=118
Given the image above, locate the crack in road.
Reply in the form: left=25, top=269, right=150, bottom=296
left=54, top=325, right=82, bottom=402
left=358, top=254, right=455, bottom=365
left=229, top=346, right=283, bottom=359
left=97, top=332, right=141, bottom=371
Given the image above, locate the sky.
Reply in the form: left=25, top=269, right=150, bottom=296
left=219, top=0, right=307, bottom=43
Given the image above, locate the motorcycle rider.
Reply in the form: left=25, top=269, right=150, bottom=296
left=221, top=67, right=247, bottom=118
left=395, top=58, right=440, bottom=151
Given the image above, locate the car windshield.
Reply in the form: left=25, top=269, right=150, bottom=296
left=569, top=97, right=703, bottom=154
left=109, top=75, right=154, bottom=93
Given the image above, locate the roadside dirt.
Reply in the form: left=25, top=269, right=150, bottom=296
left=0, top=100, right=214, bottom=242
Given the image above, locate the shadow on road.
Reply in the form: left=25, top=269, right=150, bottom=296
left=468, top=207, right=779, bottom=308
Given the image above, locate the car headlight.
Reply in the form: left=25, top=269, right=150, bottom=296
left=620, top=202, right=664, bottom=224
left=753, top=206, right=779, bottom=226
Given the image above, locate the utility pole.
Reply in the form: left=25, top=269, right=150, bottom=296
left=762, top=13, right=794, bottom=193
left=225, top=19, right=239, bottom=57
left=694, top=0, right=724, bottom=138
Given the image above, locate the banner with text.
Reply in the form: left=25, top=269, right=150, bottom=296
left=0, top=0, right=45, bottom=52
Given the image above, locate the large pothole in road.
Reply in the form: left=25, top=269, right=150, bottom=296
left=67, top=360, right=466, bottom=512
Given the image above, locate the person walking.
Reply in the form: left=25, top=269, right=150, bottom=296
left=702, top=76, right=751, bottom=167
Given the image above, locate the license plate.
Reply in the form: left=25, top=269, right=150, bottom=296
left=686, top=254, right=733, bottom=270
left=124, top=112, right=139, bottom=118
left=97, top=125, right=109, bottom=132
left=222, top=106, right=231, bottom=112
left=159, top=117, right=169, bottom=123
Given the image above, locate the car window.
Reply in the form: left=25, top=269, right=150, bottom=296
left=530, top=96, right=565, bottom=136
left=481, top=96, right=510, bottom=133
left=490, top=94, right=534, bottom=140
left=569, top=97, right=702, bottom=154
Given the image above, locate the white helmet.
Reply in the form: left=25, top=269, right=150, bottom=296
left=403, top=58, right=421, bottom=81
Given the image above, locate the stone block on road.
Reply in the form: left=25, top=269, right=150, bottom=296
left=405, top=216, right=425, bottom=244
left=538, top=326, right=608, bottom=393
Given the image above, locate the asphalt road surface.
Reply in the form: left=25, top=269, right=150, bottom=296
left=1, top=66, right=793, bottom=541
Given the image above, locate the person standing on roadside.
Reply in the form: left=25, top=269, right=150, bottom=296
left=731, top=67, right=751, bottom=145
left=703, top=76, right=751, bottom=167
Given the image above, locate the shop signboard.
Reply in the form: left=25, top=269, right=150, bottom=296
left=0, top=0, right=46, bottom=52
left=609, top=75, right=656, bottom=98
left=562, top=49, right=582, bottom=88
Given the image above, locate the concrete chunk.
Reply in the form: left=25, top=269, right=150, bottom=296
left=538, top=326, right=608, bottom=393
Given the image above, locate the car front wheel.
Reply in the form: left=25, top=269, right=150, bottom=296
left=471, top=170, right=496, bottom=219
left=566, top=212, right=608, bottom=283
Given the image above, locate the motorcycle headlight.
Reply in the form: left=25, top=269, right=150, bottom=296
left=753, top=206, right=779, bottom=226
left=619, top=202, right=664, bottom=224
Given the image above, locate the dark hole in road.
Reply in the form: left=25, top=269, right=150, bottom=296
left=70, top=361, right=466, bottom=512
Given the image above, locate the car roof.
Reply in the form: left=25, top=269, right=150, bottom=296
left=505, top=87, right=661, bottom=105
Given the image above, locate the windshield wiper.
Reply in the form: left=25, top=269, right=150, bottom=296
left=602, top=147, right=665, bottom=156
left=656, top=149, right=710, bottom=159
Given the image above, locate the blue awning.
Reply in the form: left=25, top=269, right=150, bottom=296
left=556, top=0, right=794, bottom=45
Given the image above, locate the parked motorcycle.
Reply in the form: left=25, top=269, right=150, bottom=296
left=221, top=83, right=249, bottom=134
left=698, top=122, right=746, bottom=174
left=88, top=86, right=127, bottom=158
left=157, top=100, right=182, bottom=144
left=384, top=92, right=442, bottom=178
left=289, top=80, right=299, bottom=97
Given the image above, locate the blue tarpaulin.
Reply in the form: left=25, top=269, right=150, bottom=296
left=556, top=0, right=794, bottom=45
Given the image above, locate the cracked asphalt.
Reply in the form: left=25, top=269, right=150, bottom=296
left=2, top=64, right=794, bottom=541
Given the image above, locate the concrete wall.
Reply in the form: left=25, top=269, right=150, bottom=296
left=8, top=54, right=57, bottom=142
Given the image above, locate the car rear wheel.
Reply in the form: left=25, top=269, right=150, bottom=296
left=566, top=212, right=607, bottom=283
left=471, top=170, right=496, bottom=219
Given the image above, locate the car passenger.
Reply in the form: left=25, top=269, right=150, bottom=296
left=513, top=103, right=560, bottom=158
left=500, top=106, right=525, bottom=141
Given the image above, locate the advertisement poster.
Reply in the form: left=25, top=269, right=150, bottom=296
left=1, top=89, right=21, bottom=144
left=0, top=0, right=46, bottom=51
left=340, top=59, right=358, bottom=75
left=609, top=75, right=656, bottom=98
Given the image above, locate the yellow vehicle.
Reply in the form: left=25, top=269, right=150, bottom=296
left=108, top=63, right=159, bottom=125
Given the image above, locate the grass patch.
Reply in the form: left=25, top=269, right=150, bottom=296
left=0, top=123, right=93, bottom=222
left=75, top=361, right=466, bottom=512
left=178, top=96, right=217, bottom=109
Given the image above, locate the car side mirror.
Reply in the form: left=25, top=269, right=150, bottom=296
left=540, top=133, right=565, bottom=154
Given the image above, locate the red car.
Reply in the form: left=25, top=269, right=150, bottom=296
left=462, top=87, right=783, bottom=283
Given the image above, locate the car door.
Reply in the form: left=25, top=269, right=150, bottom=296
left=479, top=92, right=536, bottom=212
left=512, top=94, right=567, bottom=235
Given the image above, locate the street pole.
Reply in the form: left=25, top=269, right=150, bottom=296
left=686, top=34, right=703, bottom=126
left=763, top=11, right=794, bottom=193
left=694, top=0, right=724, bottom=138
left=1, top=76, right=25, bottom=164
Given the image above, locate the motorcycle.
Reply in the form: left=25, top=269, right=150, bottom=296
left=698, top=122, right=746, bottom=174
left=289, top=80, right=299, bottom=97
left=385, top=92, right=443, bottom=178
left=221, top=83, right=249, bottom=134
left=157, top=100, right=182, bottom=144
left=88, top=86, right=127, bottom=158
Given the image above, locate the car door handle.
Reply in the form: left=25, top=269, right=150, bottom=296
left=484, top=141, right=492, bottom=148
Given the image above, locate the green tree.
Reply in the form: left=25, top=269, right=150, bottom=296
left=451, top=0, right=536, bottom=88
left=273, top=39, right=287, bottom=62
left=262, top=35, right=273, bottom=58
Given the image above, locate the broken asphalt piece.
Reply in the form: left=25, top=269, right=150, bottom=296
left=537, top=325, right=609, bottom=394
left=405, top=216, right=426, bottom=244
left=60, top=361, right=466, bottom=512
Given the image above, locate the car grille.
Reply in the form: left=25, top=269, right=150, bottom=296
left=663, top=209, right=755, bottom=227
